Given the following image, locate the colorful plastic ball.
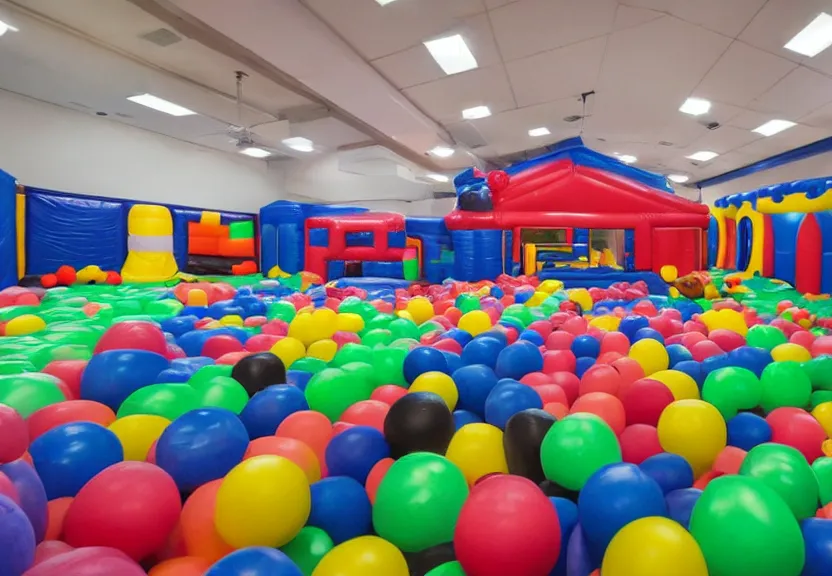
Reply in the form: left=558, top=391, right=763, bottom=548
left=280, top=526, right=333, bottom=576
left=540, top=413, right=622, bottom=491
left=180, top=480, right=233, bottom=564
left=0, top=459, right=47, bottom=543
left=657, top=399, right=726, bottom=477
left=94, top=321, right=168, bottom=356
left=149, top=557, right=212, bottom=576
left=339, top=400, right=389, bottom=432
left=80, top=350, right=170, bottom=412
left=24, top=546, right=146, bottom=576
left=305, top=368, right=373, bottom=423
left=29, top=422, right=123, bottom=500
left=702, top=366, right=762, bottom=420
left=570, top=392, right=626, bottom=436
left=276, top=411, right=333, bottom=472
left=63, top=462, right=181, bottom=561
left=802, top=517, right=832, bottom=576
left=0, top=494, right=35, bottom=576
left=814, top=458, right=832, bottom=506
left=409, top=371, right=459, bottom=410
left=452, top=364, right=499, bottom=417
left=620, top=378, right=674, bottom=427
left=325, top=425, right=389, bottom=485
left=771, top=342, right=812, bottom=363
left=628, top=338, right=669, bottom=376
left=312, top=536, right=408, bottom=576
left=767, top=407, right=827, bottom=463
left=739, top=443, right=819, bottom=520
left=601, top=516, right=707, bottom=576
left=156, top=408, right=248, bottom=492
left=666, top=487, right=702, bottom=529
left=403, top=347, right=449, bottom=384
left=579, top=364, right=623, bottom=396
left=575, top=356, right=596, bottom=378
left=230, top=352, right=287, bottom=398
left=746, top=324, right=788, bottom=350
left=446, top=422, right=508, bottom=485
left=728, top=346, right=772, bottom=377
left=32, top=539, right=73, bottom=566
left=371, top=385, right=408, bottom=405
left=308, top=476, right=372, bottom=545
left=651, top=370, right=700, bottom=401
left=494, top=341, right=543, bottom=380
left=666, top=344, right=693, bottom=367
left=460, top=337, right=504, bottom=369
left=639, top=452, right=694, bottom=494
left=760, top=361, right=811, bottom=413
left=620, top=424, right=663, bottom=464
left=216, top=455, right=310, bottom=548
left=727, top=412, right=771, bottom=451
left=27, top=400, right=116, bottom=442
left=689, top=475, right=805, bottom=576
left=484, top=380, right=543, bottom=429
left=240, top=385, right=309, bottom=439
left=373, top=452, right=469, bottom=553
left=205, top=547, right=303, bottom=576
left=571, top=335, right=601, bottom=359
left=245, top=436, right=320, bottom=483
left=105, top=414, right=169, bottom=462
left=0, top=405, right=28, bottom=464
left=457, top=310, right=492, bottom=337
left=384, top=392, right=455, bottom=459
left=503, top=409, right=556, bottom=484
left=455, top=475, right=561, bottom=576
left=452, top=409, right=482, bottom=430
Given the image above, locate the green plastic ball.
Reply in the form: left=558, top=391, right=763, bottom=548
left=540, top=413, right=622, bottom=490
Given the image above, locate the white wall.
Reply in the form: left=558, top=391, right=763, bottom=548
left=699, top=152, right=832, bottom=206
left=0, top=89, right=283, bottom=212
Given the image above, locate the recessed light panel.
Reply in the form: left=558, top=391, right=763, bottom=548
left=429, top=146, right=455, bottom=158
left=679, top=97, right=711, bottom=116
left=424, top=34, right=478, bottom=75
left=529, top=127, right=551, bottom=137
left=687, top=151, right=718, bottom=162
left=617, top=154, right=637, bottom=164
left=127, top=94, right=196, bottom=116
left=427, top=174, right=450, bottom=183
left=0, top=19, right=18, bottom=36
left=462, top=106, right=491, bottom=120
left=282, top=137, right=314, bottom=152
left=240, top=147, right=271, bottom=158
left=668, top=174, right=690, bottom=183
left=753, top=119, right=796, bottom=137
left=785, top=13, right=832, bottom=57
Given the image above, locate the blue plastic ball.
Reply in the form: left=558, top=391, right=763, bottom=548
left=633, top=328, right=664, bottom=345
left=452, top=364, right=499, bottom=417
left=461, top=337, right=504, bottom=369
left=80, top=350, right=170, bottom=412
left=0, top=495, right=35, bottom=576
left=443, top=328, right=473, bottom=348
left=325, top=426, right=389, bottom=485
left=519, top=330, right=545, bottom=347
left=727, top=412, right=772, bottom=451
left=206, top=547, right=303, bottom=576
left=578, top=463, right=667, bottom=557
left=29, top=422, right=123, bottom=500
left=701, top=353, right=732, bottom=377
left=156, top=408, right=249, bottom=492
left=802, top=518, right=832, bottom=576
left=476, top=329, right=509, bottom=346
left=495, top=341, right=543, bottom=380
left=240, top=385, right=308, bottom=439
left=639, top=453, right=694, bottom=495
left=0, top=459, right=47, bottom=543
left=571, top=335, right=601, bottom=359
left=575, top=356, right=596, bottom=379
left=308, top=476, right=372, bottom=544
left=404, top=347, right=449, bottom=383
left=484, top=379, right=543, bottom=429
left=550, top=497, right=578, bottom=576
left=665, top=488, right=702, bottom=529
left=673, top=360, right=704, bottom=388
left=728, top=346, right=773, bottom=378
left=619, top=316, right=649, bottom=341
left=453, top=410, right=483, bottom=430
left=441, top=351, right=463, bottom=375
left=666, top=344, right=693, bottom=367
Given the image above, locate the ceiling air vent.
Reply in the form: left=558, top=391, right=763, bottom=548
left=140, top=28, right=182, bottom=47
left=659, top=141, right=674, bottom=146
left=563, top=115, right=583, bottom=123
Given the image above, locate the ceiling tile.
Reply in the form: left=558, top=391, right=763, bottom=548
left=403, top=66, right=516, bottom=124
left=489, top=0, right=617, bottom=61
left=800, top=101, right=832, bottom=129
left=688, top=125, right=762, bottom=154
left=739, top=0, right=831, bottom=63
left=625, top=0, right=768, bottom=38
left=613, top=4, right=663, bottom=31
left=695, top=42, right=797, bottom=107
left=484, top=0, right=519, bottom=9
left=371, top=14, right=501, bottom=89
left=506, top=37, right=607, bottom=107
left=290, top=117, right=370, bottom=149
left=725, top=109, right=776, bottom=130
left=303, top=0, right=486, bottom=60
left=748, top=66, right=832, bottom=119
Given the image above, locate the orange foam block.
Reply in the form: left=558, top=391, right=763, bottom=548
left=188, top=222, right=229, bottom=238
left=188, top=236, right=220, bottom=256
left=218, top=237, right=255, bottom=258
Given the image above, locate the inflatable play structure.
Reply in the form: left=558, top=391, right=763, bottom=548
left=0, top=172, right=259, bottom=290
left=710, top=177, right=832, bottom=295
left=261, top=138, right=710, bottom=292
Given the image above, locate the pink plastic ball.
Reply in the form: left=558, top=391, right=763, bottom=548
left=619, top=424, right=662, bottom=464
left=708, top=329, right=746, bottom=352
left=93, top=321, right=167, bottom=355
left=0, top=405, right=28, bottom=464
left=371, top=385, right=409, bottom=406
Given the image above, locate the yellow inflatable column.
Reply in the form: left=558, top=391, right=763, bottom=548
left=121, top=204, right=178, bottom=283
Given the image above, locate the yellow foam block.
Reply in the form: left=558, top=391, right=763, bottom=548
left=201, top=211, right=221, bottom=226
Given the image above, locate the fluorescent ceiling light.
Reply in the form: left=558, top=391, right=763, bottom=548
left=240, top=147, right=271, bottom=158
left=529, top=127, right=551, bottom=137
left=462, top=106, right=491, bottom=120
left=668, top=174, right=690, bottom=183
left=679, top=97, right=711, bottom=116
left=785, top=13, right=832, bottom=57
left=427, top=174, right=450, bottom=183
left=0, top=20, right=19, bottom=36
left=429, top=146, right=455, bottom=158
left=617, top=154, right=637, bottom=164
left=127, top=93, right=196, bottom=116
left=376, top=0, right=399, bottom=4
left=753, top=119, right=797, bottom=137
left=424, top=34, right=478, bottom=75
left=282, top=137, right=314, bottom=152
left=687, top=151, right=718, bottom=162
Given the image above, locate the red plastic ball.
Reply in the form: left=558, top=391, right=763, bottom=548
left=201, top=335, right=244, bottom=359
left=455, top=475, right=560, bottom=576
left=690, top=340, right=724, bottom=362
left=619, top=378, right=674, bottom=427
left=63, top=462, right=181, bottom=561
left=0, top=405, right=28, bottom=464
left=24, top=546, right=145, bottom=576
left=619, top=424, right=662, bottom=464
left=519, top=372, right=552, bottom=387
left=41, top=360, right=87, bottom=401
left=340, top=400, right=390, bottom=432
left=611, top=357, right=645, bottom=387
left=40, top=274, right=58, bottom=289
left=570, top=392, right=626, bottom=435
left=244, top=334, right=283, bottom=353
left=708, top=329, right=746, bottom=352
left=533, top=384, right=569, bottom=406
left=766, top=407, right=827, bottom=463
left=579, top=364, right=623, bottom=396
left=93, top=321, right=168, bottom=356
left=371, top=385, right=409, bottom=405
left=27, top=400, right=116, bottom=441
left=543, top=350, right=577, bottom=374
left=600, top=332, right=630, bottom=356
left=549, top=372, right=580, bottom=406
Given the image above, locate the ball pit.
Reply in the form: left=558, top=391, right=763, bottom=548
left=1, top=271, right=832, bottom=575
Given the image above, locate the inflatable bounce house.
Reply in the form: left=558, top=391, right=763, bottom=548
left=261, top=138, right=710, bottom=293
left=0, top=171, right=260, bottom=291
left=710, top=177, right=832, bottom=295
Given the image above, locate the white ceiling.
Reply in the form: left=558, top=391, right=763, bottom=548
left=4, top=0, right=832, bottom=186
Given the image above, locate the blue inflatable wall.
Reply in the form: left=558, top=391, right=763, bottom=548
left=406, top=217, right=453, bottom=284
left=0, top=170, right=16, bottom=290
left=452, top=229, right=502, bottom=281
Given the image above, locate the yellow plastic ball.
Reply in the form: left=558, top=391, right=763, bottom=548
left=668, top=286, right=681, bottom=299
left=396, top=310, right=415, bottom=322
left=219, top=314, right=244, bottom=327
left=651, top=370, right=700, bottom=400
left=628, top=338, right=669, bottom=376
left=602, top=516, right=708, bottom=576
left=204, top=320, right=221, bottom=329
left=409, top=371, right=458, bottom=410
left=524, top=291, right=548, bottom=307
left=567, top=288, right=593, bottom=313
left=289, top=309, right=337, bottom=347
left=312, top=536, right=408, bottom=576
left=657, top=399, right=726, bottom=477
left=660, top=265, right=679, bottom=283
left=699, top=308, right=748, bottom=336
left=307, top=339, right=338, bottom=363
left=458, top=310, right=492, bottom=336
left=5, top=314, right=47, bottom=336
left=771, top=342, right=812, bottom=363
left=590, top=315, right=621, bottom=332
left=108, top=415, right=170, bottom=461
left=538, top=279, right=564, bottom=294
left=445, top=423, right=508, bottom=485
left=406, top=297, right=435, bottom=325
left=336, top=313, right=364, bottom=333
left=215, top=455, right=310, bottom=548
left=270, top=337, right=306, bottom=368
left=813, top=402, right=832, bottom=437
